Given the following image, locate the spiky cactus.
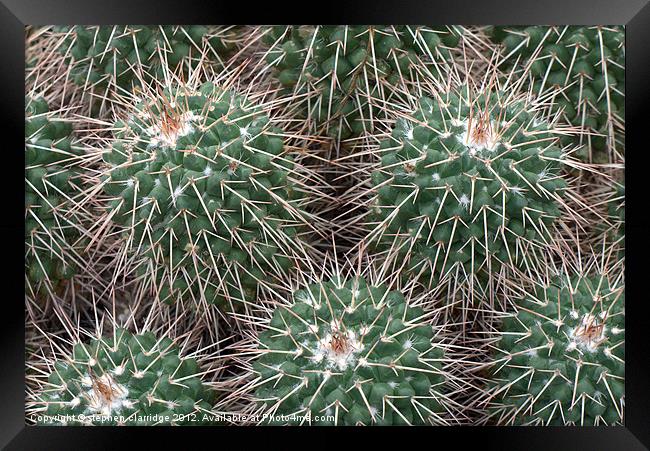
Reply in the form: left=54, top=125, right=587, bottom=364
left=25, top=97, right=84, bottom=293
left=490, top=26, right=624, bottom=163
left=252, top=277, right=448, bottom=425
left=263, top=26, right=461, bottom=142
left=55, top=26, right=238, bottom=92
left=366, top=84, right=568, bottom=287
left=36, top=329, right=216, bottom=425
left=101, top=81, right=308, bottom=309
left=488, top=275, right=624, bottom=425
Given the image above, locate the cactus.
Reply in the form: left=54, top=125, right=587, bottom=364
left=36, top=329, right=215, bottom=425
left=101, top=81, right=308, bottom=309
left=55, top=25, right=238, bottom=92
left=25, top=97, right=84, bottom=293
left=252, top=277, right=448, bottom=425
left=487, top=274, right=624, bottom=425
left=263, top=26, right=462, bottom=143
left=366, top=83, right=569, bottom=287
left=490, top=26, right=624, bottom=163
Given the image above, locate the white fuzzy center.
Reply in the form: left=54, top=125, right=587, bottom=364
left=310, top=323, right=363, bottom=371
left=570, top=313, right=608, bottom=353
left=82, top=372, right=130, bottom=417
left=145, top=111, right=198, bottom=148
left=457, top=118, right=500, bottom=153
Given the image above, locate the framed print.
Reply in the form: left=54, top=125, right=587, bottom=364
left=3, top=0, right=649, bottom=448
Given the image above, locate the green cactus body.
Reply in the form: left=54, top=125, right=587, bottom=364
left=492, top=26, right=624, bottom=162
left=25, top=97, right=83, bottom=290
left=37, top=329, right=215, bottom=425
left=56, top=25, right=235, bottom=91
left=489, top=276, right=624, bottom=425
left=368, top=88, right=566, bottom=286
left=254, top=278, right=447, bottom=425
left=263, top=26, right=461, bottom=141
left=102, top=82, right=303, bottom=309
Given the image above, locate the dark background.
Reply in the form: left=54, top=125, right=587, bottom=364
left=3, top=0, right=648, bottom=448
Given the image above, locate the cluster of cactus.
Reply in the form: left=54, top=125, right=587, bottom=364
left=367, top=85, right=566, bottom=286
left=25, top=24, right=625, bottom=428
left=253, top=277, right=447, bottom=425
left=36, top=329, right=215, bottom=425
left=263, top=26, right=461, bottom=141
left=25, top=97, right=83, bottom=292
left=488, top=275, right=624, bottom=425
left=101, top=81, right=305, bottom=309
left=489, top=26, right=625, bottom=162
left=55, top=26, right=237, bottom=91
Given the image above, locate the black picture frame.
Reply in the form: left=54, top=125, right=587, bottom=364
left=4, top=0, right=649, bottom=448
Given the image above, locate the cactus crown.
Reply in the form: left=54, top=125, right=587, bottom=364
left=489, top=275, right=624, bottom=425
left=25, top=97, right=83, bottom=289
left=102, top=81, right=307, bottom=308
left=253, top=277, right=447, bottom=425
left=37, top=328, right=215, bottom=425
left=368, top=84, right=567, bottom=286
